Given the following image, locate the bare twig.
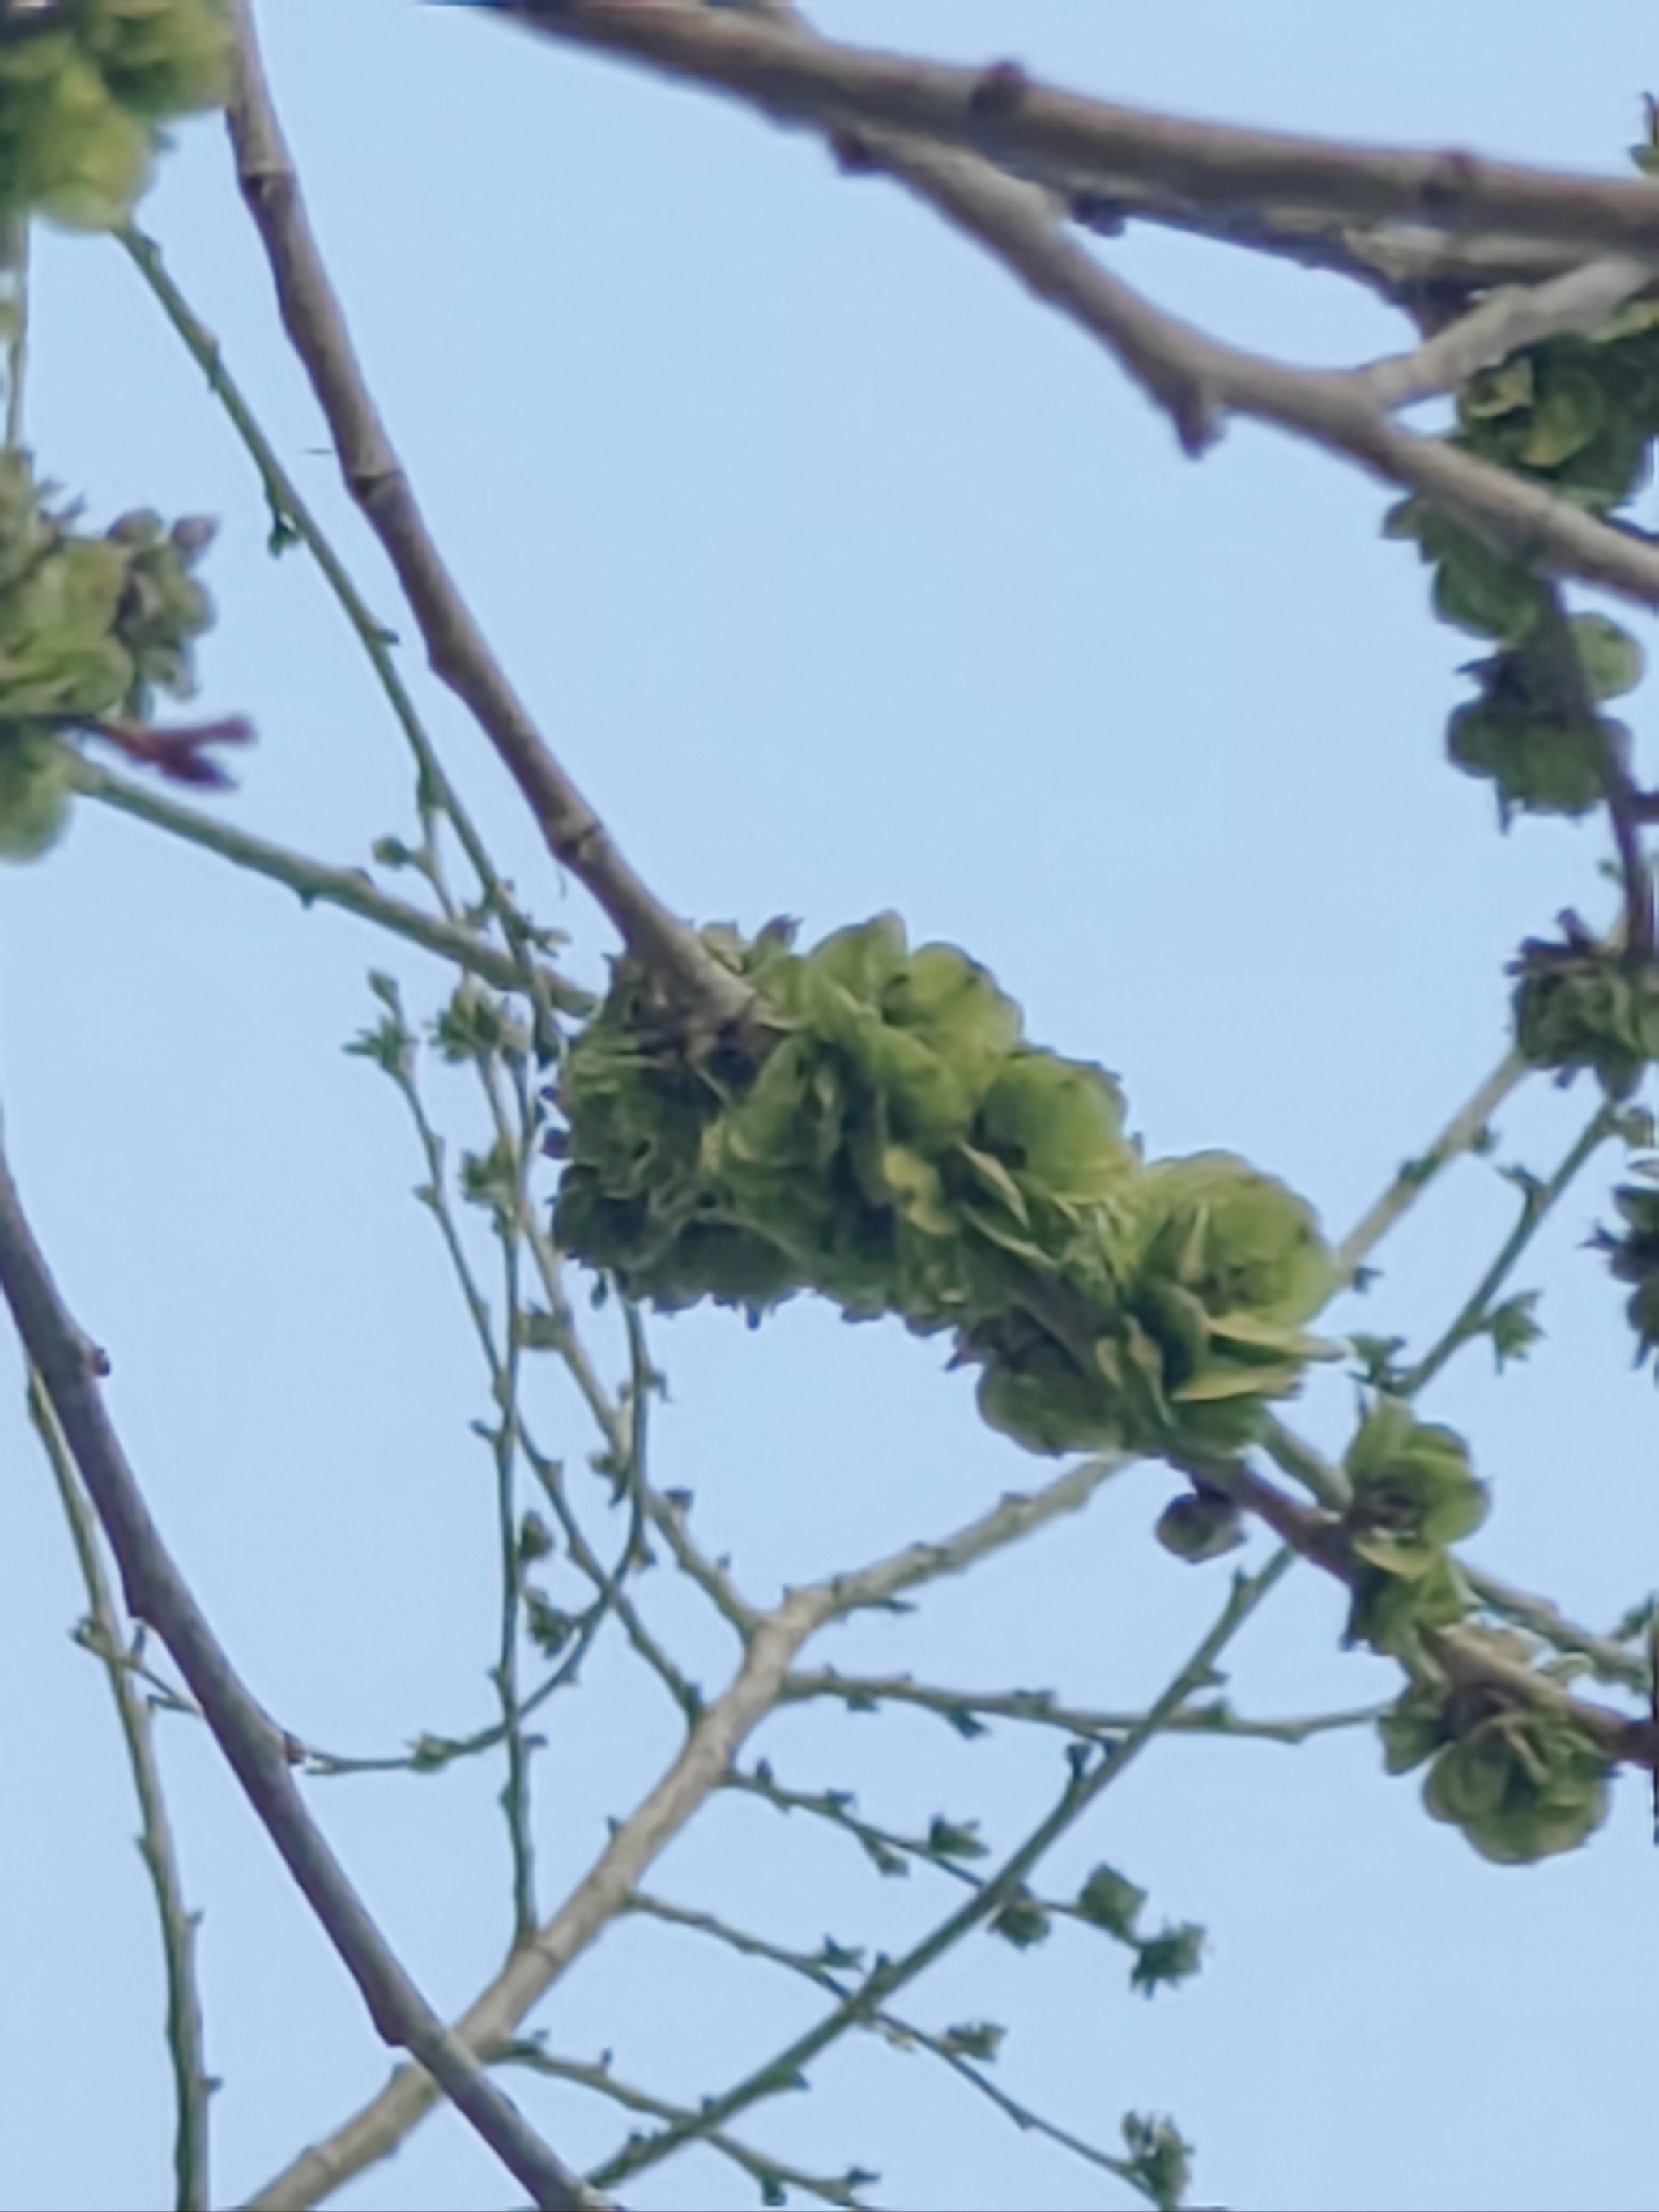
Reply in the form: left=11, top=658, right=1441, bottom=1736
left=1397, top=1099, right=1619, bottom=1396
left=1351, top=255, right=1653, bottom=411
left=1464, top=1566, right=1652, bottom=1693
left=120, top=221, right=569, bottom=1036
left=222, top=2, right=747, bottom=1030
left=0, top=1132, right=603, bottom=2212
left=32, top=1377, right=212, bottom=2212
left=64, top=753, right=585, bottom=1009
left=1331, top=1051, right=1529, bottom=1285
left=782, top=1666, right=1386, bottom=1745
left=587, top=1554, right=1290, bottom=2196
left=246, top=1455, right=1130, bottom=2204
left=625, top=1890, right=1140, bottom=2187
left=488, top=2044, right=883, bottom=2209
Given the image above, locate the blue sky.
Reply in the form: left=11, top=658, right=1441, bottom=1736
left=3, top=4, right=1659, bottom=2207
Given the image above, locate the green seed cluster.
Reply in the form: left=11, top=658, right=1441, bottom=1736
left=1387, top=296, right=1659, bottom=824
left=0, top=452, right=218, bottom=856
left=1593, top=1164, right=1659, bottom=1369
left=0, top=0, right=230, bottom=229
left=554, top=914, right=1335, bottom=1458
left=1340, top=1397, right=1487, bottom=1660
left=1381, top=1674, right=1610, bottom=1865
left=1508, top=926, right=1659, bottom=1098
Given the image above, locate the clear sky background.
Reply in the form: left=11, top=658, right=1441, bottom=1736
left=3, top=3, right=1659, bottom=2208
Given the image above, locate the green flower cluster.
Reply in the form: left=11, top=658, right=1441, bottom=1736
left=1593, top=1162, right=1659, bottom=1369
left=1386, top=294, right=1659, bottom=823
left=1381, top=1674, right=1611, bottom=1865
left=1340, top=1398, right=1487, bottom=1658
left=554, top=914, right=1335, bottom=1458
left=0, top=453, right=219, bottom=857
left=0, top=0, right=230, bottom=229
left=1508, top=925, right=1659, bottom=1098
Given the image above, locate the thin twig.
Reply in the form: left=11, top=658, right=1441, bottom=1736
left=1350, top=256, right=1653, bottom=411
left=1397, top=1100, right=1618, bottom=1396
left=625, top=1890, right=1139, bottom=2187
left=1464, top=1566, right=1652, bottom=1692
left=31, top=1376, right=212, bottom=2212
left=118, top=222, right=568, bottom=1039
left=1331, top=1052, right=1529, bottom=1285
left=246, top=1453, right=1134, bottom=2205
left=221, top=2, right=748, bottom=1030
left=586, top=1553, right=1292, bottom=2195
left=0, top=1130, right=603, bottom=2212
left=488, top=2044, right=884, bottom=2209
left=492, top=1072, right=539, bottom=1941
left=781, top=1666, right=1386, bottom=1745
left=64, top=753, right=586, bottom=1009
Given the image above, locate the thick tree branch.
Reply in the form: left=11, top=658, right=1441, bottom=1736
left=493, top=6, right=1659, bottom=622
left=222, top=1, right=748, bottom=1031
left=0, top=1132, right=603, bottom=2212
left=503, top=1, right=1659, bottom=262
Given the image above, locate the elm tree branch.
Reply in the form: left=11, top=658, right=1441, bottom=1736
left=486, top=2045, right=883, bottom=2210
left=1256, top=1424, right=1650, bottom=1693
left=1397, top=1097, right=1621, bottom=1396
left=223, top=0, right=747, bottom=1030
left=501, top=2, right=1659, bottom=618
left=32, top=1376, right=211, bottom=2212
left=841, top=134, right=1659, bottom=607
left=119, top=223, right=565, bottom=1033
left=246, top=1455, right=1128, bottom=2206
left=501, top=0, right=1659, bottom=262
left=0, top=1132, right=603, bottom=2212
left=623, top=1890, right=1139, bottom=2186
left=64, top=754, right=586, bottom=1008
left=782, top=1666, right=1386, bottom=1745
left=1331, top=1050, right=1529, bottom=1285
left=586, top=1552, right=1290, bottom=2197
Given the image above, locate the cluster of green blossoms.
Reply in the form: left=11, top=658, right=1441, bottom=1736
left=0, top=452, right=222, bottom=856
left=1509, top=923, right=1659, bottom=1099
left=1333, top=1400, right=1611, bottom=1862
left=1385, top=244, right=1659, bottom=1099
left=0, top=0, right=229, bottom=229
left=1388, top=295, right=1659, bottom=828
left=1380, top=1673, right=1612, bottom=1865
left=1340, top=1397, right=1489, bottom=1660
left=554, top=914, right=1336, bottom=1459
left=1593, top=1161, right=1659, bottom=1367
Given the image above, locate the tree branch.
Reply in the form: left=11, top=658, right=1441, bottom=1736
left=222, top=0, right=748, bottom=1030
left=501, top=1, right=1659, bottom=262
left=64, top=754, right=586, bottom=1008
left=32, top=1376, right=212, bottom=2212
left=492, top=6, right=1659, bottom=624
left=246, top=1452, right=1128, bottom=2205
left=0, top=1130, right=604, bottom=2212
